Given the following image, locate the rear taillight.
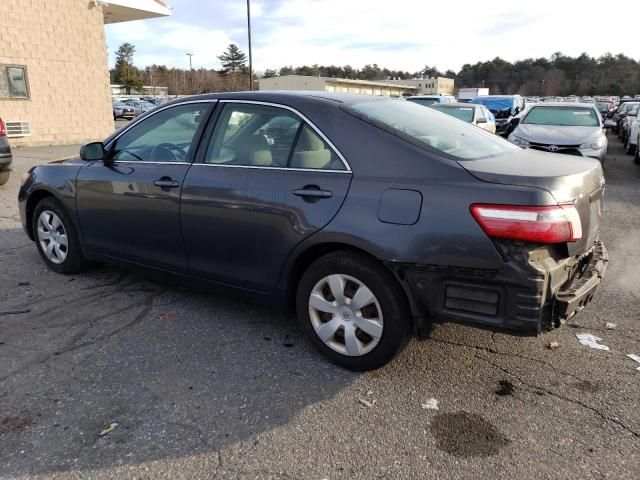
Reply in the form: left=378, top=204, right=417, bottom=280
left=0, top=118, right=5, bottom=137
left=470, top=204, right=582, bottom=243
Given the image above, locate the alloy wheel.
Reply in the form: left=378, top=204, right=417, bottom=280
left=308, top=274, right=383, bottom=356
left=37, top=210, right=68, bottom=264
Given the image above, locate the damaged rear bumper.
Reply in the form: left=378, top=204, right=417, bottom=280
left=389, top=240, right=608, bottom=335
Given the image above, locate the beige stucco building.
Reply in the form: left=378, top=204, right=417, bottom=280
left=258, top=75, right=420, bottom=97
left=0, top=0, right=171, bottom=146
left=258, top=75, right=455, bottom=97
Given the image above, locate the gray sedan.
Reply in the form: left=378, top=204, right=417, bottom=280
left=508, top=103, right=608, bottom=163
left=18, top=92, right=607, bottom=370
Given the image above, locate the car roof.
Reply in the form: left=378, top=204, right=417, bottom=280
left=527, top=102, right=596, bottom=108
left=407, top=95, right=452, bottom=99
left=160, top=91, right=395, bottom=109
left=431, top=102, right=479, bottom=108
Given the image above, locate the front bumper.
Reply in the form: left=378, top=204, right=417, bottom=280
left=391, top=240, right=608, bottom=335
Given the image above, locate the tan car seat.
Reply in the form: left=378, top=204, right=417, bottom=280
left=290, top=127, right=331, bottom=169
left=237, top=135, right=273, bottom=166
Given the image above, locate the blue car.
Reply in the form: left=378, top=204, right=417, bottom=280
left=471, top=95, right=525, bottom=136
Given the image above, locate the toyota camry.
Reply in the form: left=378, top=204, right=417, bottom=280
left=18, top=92, right=608, bottom=370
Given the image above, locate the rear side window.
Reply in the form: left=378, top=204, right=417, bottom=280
left=205, top=103, right=302, bottom=167
left=290, top=125, right=345, bottom=170
left=205, top=103, right=346, bottom=170
left=346, top=99, right=518, bottom=160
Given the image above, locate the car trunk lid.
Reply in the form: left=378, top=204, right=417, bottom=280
left=459, top=148, right=604, bottom=256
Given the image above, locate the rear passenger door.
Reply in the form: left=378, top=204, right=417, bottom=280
left=180, top=101, right=352, bottom=292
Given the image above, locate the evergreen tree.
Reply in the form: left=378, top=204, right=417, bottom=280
left=217, top=44, right=248, bottom=91
left=114, top=43, right=143, bottom=94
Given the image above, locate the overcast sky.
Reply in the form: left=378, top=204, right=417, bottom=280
left=105, top=0, right=640, bottom=73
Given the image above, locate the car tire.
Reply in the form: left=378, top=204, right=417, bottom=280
left=0, top=171, right=9, bottom=186
left=32, top=196, right=90, bottom=274
left=296, top=251, right=411, bottom=371
left=635, top=144, right=640, bottom=165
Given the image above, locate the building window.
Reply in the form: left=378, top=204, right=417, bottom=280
left=0, top=65, right=29, bottom=99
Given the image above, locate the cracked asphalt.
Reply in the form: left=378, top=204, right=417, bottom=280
left=1, top=135, right=639, bottom=479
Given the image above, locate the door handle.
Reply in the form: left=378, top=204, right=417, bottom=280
left=154, top=178, right=180, bottom=188
left=293, top=188, right=332, bottom=199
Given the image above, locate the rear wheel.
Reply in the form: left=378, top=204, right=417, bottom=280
left=32, top=197, right=90, bottom=274
left=0, top=171, right=9, bottom=185
left=296, top=251, right=410, bottom=371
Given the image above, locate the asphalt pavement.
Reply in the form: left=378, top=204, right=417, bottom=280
left=1, top=134, right=639, bottom=479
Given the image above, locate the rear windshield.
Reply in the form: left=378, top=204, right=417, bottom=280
left=407, top=98, right=438, bottom=107
left=431, top=105, right=474, bottom=122
left=522, top=107, right=600, bottom=127
left=345, top=99, right=518, bottom=160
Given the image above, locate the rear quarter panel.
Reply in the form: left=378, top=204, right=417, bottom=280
left=293, top=110, right=556, bottom=270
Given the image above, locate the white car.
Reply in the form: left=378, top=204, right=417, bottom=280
left=406, top=95, right=457, bottom=107
left=626, top=113, right=640, bottom=156
left=430, top=103, right=497, bottom=134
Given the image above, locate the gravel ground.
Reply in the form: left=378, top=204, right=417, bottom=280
left=0, top=134, right=639, bottom=479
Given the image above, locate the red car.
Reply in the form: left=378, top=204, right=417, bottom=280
left=0, top=117, right=12, bottom=186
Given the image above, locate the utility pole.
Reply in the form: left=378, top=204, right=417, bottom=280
left=247, top=0, right=253, bottom=91
left=186, top=52, right=194, bottom=94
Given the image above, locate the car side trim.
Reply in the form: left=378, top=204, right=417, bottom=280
left=188, top=163, right=350, bottom=174
left=217, top=99, right=352, bottom=172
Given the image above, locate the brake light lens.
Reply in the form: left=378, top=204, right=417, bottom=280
left=470, top=204, right=582, bottom=243
left=0, top=118, right=5, bottom=137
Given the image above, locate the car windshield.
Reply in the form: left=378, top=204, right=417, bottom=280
left=407, top=98, right=438, bottom=107
left=522, top=107, right=600, bottom=127
left=431, top=105, right=475, bottom=122
left=346, top=99, right=518, bottom=160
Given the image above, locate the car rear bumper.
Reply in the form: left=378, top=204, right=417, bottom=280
left=389, top=240, right=608, bottom=335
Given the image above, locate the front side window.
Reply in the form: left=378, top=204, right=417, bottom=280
left=346, top=99, right=519, bottom=160
left=0, top=65, right=29, bottom=99
left=522, top=107, right=600, bottom=127
left=205, top=103, right=345, bottom=170
left=111, top=103, right=212, bottom=162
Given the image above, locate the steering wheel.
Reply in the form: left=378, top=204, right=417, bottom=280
left=150, top=143, right=184, bottom=162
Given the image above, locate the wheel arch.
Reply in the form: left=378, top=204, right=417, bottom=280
left=25, top=189, right=58, bottom=240
left=283, top=241, right=418, bottom=330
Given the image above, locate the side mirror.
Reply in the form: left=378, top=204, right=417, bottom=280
left=477, top=117, right=487, bottom=124
left=511, top=117, right=521, bottom=126
left=80, top=142, right=106, bottom=161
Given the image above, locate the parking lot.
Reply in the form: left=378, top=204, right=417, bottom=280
left=1, top=135, right=639, bottom=479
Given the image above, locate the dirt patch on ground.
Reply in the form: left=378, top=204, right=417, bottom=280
left=431, top=411, right=510, bottom=457
left=0, top=416, right=34, bottom=434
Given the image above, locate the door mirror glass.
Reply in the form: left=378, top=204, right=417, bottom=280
left=80, top=142, right=106, bottom=161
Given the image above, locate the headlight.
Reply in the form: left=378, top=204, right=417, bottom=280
left=510, top=136, right=530, bottom=148
left=579, top=137, right=605, bottom=150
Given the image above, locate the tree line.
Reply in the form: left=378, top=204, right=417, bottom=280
left=111, top=43, right=640, bottom=96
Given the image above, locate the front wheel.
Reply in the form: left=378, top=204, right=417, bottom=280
left=32, top=197, right=90, bottom=274
left=296, top=251, right=410, bottom=371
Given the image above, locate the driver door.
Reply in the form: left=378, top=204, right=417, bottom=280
left=76, top=101, right=214, bottom=272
